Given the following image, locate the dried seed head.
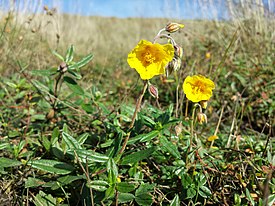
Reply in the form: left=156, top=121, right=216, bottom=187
left=197, top=112, right=207, bottom=124
left=166, top=57, right=182, bottom=76
left=174, top=44, right=184, bottom=59
left=165, top=22, right=185, bottom=33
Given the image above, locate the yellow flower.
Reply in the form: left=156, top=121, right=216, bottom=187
left=127, top=40, right=174, bottom=80
left=207, top=135, right=219, bottom=141
left=183, top=75, right=215, bottom=102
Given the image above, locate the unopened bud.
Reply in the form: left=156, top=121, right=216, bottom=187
left=200, top=100, right=208, bottom=109
left=148, top=84, right=159, bottom=99
left=58, top=62, right=68, bottom=73
left=197, top=112, right=207, bottom=124
left=165, top=22, right=184, bottom=33
left=43, top=5, right=49, bottom=11
left=174, top=44, right=184, bottom=59
left=46, top=108, right=55, bottom=120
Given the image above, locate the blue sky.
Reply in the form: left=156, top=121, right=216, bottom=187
left=1, top=0, right=274, bottom=20
left=43, top=0, right=229, bottom=19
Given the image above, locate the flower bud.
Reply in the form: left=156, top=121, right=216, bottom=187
left=197, top=112, right=207, bottom=124
left=148, top=84, right=159, bottom=99
left=174, top=44, right=184, bottom=59
left=46, top=108, right=55, bottom=120
left=200, top=100, right=208, bottom=109
left=165, top=22, right=185, bottom=33
left=58, top=62, right=68, bottom=73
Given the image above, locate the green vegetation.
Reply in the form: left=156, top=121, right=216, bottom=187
left=0, top=3, right=274, bottom=206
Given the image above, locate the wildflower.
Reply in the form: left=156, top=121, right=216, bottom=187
left=127, top=40, right=174, bottom=80
left=205, top=52, right=211, bottom=59
left=165, top=22, right=185, bottom=33
left=183, top=75, right=215, bottom=102
left=207, top=135, right=218, bottom=141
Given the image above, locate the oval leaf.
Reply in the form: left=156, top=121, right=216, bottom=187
left=121, top=147, right=157, bottom=165
left=0, top=157, right=22, bottom=167
left=28, top=159, right=74, bottom=175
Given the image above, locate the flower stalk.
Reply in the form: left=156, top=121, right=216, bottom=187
left=119, top=81, right=148, bottom=155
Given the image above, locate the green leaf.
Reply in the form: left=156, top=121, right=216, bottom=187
left=107, top=158, right=118, bottom=185
left=51, top=175, right=84, bottom=190
left=170, top=194, right=180, bottom=206
left=268, top=194, right=275, bottom=206
left=63, top=76, right=85, bottom=95
left=34, top=191, right=56, bottom=206
left=33, top=80, right=49, bottom=93
left=31, top=68, right=57, bottom=76
left=65, top=45, right=74, bottom=63
left=0, top=157, right=22, bottom=167
left=69, top=53, right=93, bottom=70
left=135, top=183, right=155, bottom=206
left=234, top=193, right=241, bottom=205
left=28, top=159, right=74, bottom=175
left=51, top=127, right=60, bottom=145
left=186, top=188, right=196, bottom=199
left=117, top=182, right=136, bottom=193
left=76, top=133, right=89, bottom=145
left=181, top=174, right=192, bottom=188
left=160, top=136, right=181, bottom=159
left=68, top=69, right=82, bottom=80
left=67, top=148, right=109, bottom=163
left=245, top=188, right=255, bottom=206
left=52, top=50, right=64, bottom=61
left=128, top=131, right=159, bottom=145
left=199, top=185, right=211, bottom=198
left=62, top=131, right=81, bottom=150
left=0, top=143, right=10, bottom=150
left=25, top=177, right=45, bottom=188
left=87, top=180, right=109, bottom=192
left=197, top=173, right=207, bottom=186
left=121, top=147, right=157, bottom=165
left=118, top=193, right=135, bottom=203
left=42, top=136, right=51, bottom=151
left=233, top=72, right=247, bottom=87
left=135, top=193, right=153, bottom=206
left=139, top=130, right=160, bottom=143
left=105, top=185, right=115, bottom=199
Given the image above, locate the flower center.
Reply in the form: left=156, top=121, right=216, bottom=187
left=193, top=81, right=205, bottom=94
left=142, top=52, right=155, bottom=66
